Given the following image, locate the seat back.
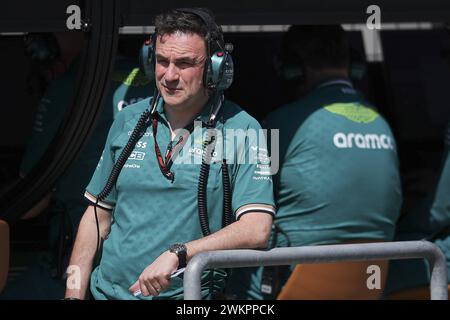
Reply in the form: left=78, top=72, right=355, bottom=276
left=0, top=219, right=9, bottom=293
left=277, top=241, right=389, bottom=300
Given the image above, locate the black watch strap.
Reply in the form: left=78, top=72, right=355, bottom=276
left=169, top=243, right=187, bottom=268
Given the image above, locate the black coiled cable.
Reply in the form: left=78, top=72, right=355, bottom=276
left=222, top=159, right=233, bottom=227
left=197, top=121, right=233, bottom=300
left=197, top=126, right=215, bottom=236
left=93, top=109, right=151, bottom=261
left=96, top=110, right=151, bottom=202
left=198, top=122, right=233, bottom=237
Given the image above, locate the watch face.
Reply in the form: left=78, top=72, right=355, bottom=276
left=170, top=243, right=187, bottom=268
left=170, top=243, right=186, bottom=254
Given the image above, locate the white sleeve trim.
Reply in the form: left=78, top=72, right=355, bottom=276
left=84, top=191, right=114, bottom=210
left=235, top=205, right=276, bottom=220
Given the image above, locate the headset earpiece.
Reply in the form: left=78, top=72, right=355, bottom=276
left=273, top=53, right=306, bottom=83
left=349, top=46, right=366, bottom=81
left=139, top=35, right=155, bottom=83
left=139, top=8, right=234, bottom=92
left=275, top=46, right=366, bottom=83
left=24, top=33, right=61, bottom=65
left=207, top=49, right=234, bottom=91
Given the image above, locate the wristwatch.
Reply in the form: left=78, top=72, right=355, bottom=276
left=169, top=243, right=187, bottom=268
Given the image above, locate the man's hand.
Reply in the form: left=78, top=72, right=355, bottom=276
left=129, top=251, right=179, bottom=297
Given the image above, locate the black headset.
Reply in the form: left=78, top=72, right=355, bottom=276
left=139, top=8, right=234, bottom=92
left=273, top=32, right=366, bottom=83
left=23, top=33, right=73, bottom=84
left=24, top=33, right=61, bottom=65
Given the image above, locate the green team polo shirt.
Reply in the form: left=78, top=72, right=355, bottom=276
left=265, top=79, right=402, bottom=247
left=20, top=60, right=78, bottom=176
left=227, top=79, right=402, bottom=300
left=85, top=96, right=275, bottom=300
left=20, top=56, right=153, bottom=234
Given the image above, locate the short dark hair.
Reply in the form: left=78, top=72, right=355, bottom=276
left=280, top=25, right=350, bottom=70
left=154, top=8, right=224, bottom=53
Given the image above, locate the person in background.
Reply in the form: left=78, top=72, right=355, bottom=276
left=227, top=25, right=402, bottom=300
left=1, top=31, right=153, bottom=299
left=385, top=121, right=450, bottom=299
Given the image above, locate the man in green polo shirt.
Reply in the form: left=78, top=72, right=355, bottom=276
left=64, top=8, right=275, bottom=300
left=227, top=25, right=402, bottom=299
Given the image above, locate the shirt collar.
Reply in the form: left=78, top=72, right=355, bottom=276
left=154, top=95, right=215, bottom=125
left=316, top=78, right=354, bottom=90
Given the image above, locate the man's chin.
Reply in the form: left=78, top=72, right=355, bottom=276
left=161, top=95, right=184, bottom=108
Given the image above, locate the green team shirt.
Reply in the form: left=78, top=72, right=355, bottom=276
left=228, top=79, right=402, bottom=299
left=85, top=96, right=275, bottom=300
left=266, top=79, right=402, bottom=247
left=429, top=147, right=450, bottom=282
left=20, top=61, right=78, bottom=176
left=20, top=56, right=153, bottom=232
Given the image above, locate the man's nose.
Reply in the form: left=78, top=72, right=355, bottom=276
left=164, top=63, right=179, bottom=82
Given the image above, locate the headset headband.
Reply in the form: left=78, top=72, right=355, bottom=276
left=140, top=8, right=233, bottom=91
left=174, top=8, right=223, bottom=50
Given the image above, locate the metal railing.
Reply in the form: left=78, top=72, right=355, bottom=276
left=184, top=240, right=448, bottom=300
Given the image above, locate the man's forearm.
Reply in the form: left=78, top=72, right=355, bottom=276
left=65, top=206, right=111, bottom=299
left=64, top=217, right=98, bottom=299
left=185, top=212, right=272, bottom=262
